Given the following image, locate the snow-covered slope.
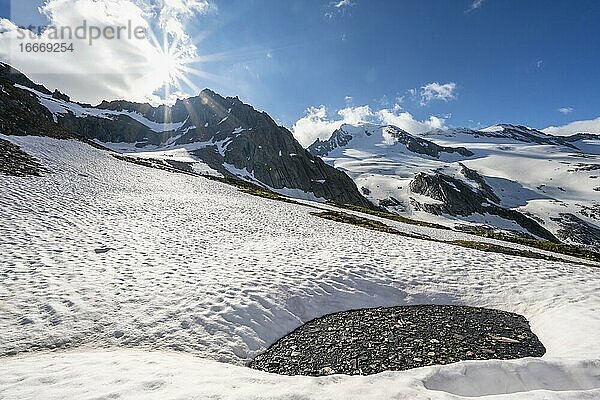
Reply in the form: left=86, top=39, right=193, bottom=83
left=1, top=134, right=599, bottom=399
left=309, top=123, right=600, bottom=248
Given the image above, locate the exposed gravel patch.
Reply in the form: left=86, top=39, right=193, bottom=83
left=0, top=138, right=45, bottom=176
left=249, top=305, right=546, bottom=376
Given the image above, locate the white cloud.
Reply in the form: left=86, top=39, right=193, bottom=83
left=466, top=0, right=485, bottom=12
left=291, top=101, right=447, bottom=147
left=333, top=0, right=354, bottom=9
left=419, top=82, right=457, bottom=106
left=152, top=0, right=212, bottom=40
left=0, top=0, right=212, bottom=104
left=338, top=105, right=372, bottom=124
left=326, top=0, right=354, bottom=18
left=558, top=107, right=574, bottom=114
left=542, top=117, right=600, bottom=136
left=377, top=105, right=446, bottom=134
left=291, top=105, right=372, bottom=147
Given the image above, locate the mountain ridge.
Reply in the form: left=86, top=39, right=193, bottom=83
left=0, top=63, right=372, bottom=207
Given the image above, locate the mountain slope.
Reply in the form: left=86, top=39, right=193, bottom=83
left=0, top=63, right=371, bottom=207
left=309, top=123, right=600, bottom=249
left=0, top=64, right=75, bottom=139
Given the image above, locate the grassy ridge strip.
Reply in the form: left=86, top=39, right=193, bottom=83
left=328, top=202, right=450, bottom=230
left=456, top=228, right=600, bottom=263
left=335, top=201, right=600, bottom=263
left=312, top=210, right=408, bottom=235
left=312, top=210, right=597, bottom=267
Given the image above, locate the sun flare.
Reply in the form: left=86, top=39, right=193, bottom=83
left=145, top=30, right=204, bottom=101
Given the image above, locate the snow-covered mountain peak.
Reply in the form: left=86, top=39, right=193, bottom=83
left=338, top=122, right=395, bottom=135
left=308, top=123, right=473, bottom=160
left=480, top=125, right=504, bottom=133
left=332, top=123, right=414, bottom=148
left=494, top=124, right=549, bottom=137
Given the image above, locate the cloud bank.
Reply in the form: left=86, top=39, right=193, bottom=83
left=0, top=0, right=212, bottom=104
left=543, top=117, right=600, bottom=136
left=291, top=103, right=447, bottom=147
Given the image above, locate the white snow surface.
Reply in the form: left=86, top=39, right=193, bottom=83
left=1, top=135, right=599, bottom=399
left=2, top=351, right=599, bottom=400
left=123, top=148, right=222, bottom=177
left=480, top=125, right=505, bottom=133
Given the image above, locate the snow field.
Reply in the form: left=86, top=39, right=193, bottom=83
left=0, top=135, right=599, bottom=399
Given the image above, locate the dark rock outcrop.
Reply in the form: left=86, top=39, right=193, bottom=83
left=409, top=171, right=558, bottom=242
left=52, top=89, right=70, bottom=102
left=459, top=163, right=501, bottom=203
left=388, top=126, right=473, bottom=158
left=552, top=213, right=600, bottom=252
left=562, top=133, right=600, bottom=142
left=0, top=138, right=45, bottom=176
left=0, top=63, right=52, bottom=95
left=0, top=68, right=73, bottom=139
left=250, top=305, right=545, bottom=376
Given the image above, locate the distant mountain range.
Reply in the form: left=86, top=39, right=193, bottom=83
left=1, top=62, right=599, bottom=250
left=308, top=123, right=600, bottom=249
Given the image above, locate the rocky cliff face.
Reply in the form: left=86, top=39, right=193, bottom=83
left=0, top=64, right=73, bottom=139
left=0, top=63, right=372, bottom=208
left=552, top=213, right=600, bottom=251
left=0, top=138, right=46, bottom=177
left=409, top=169, right=558, bottom=242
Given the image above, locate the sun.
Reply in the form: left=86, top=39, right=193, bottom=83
left=154, top=49, right=182, bottom=86
left=145, top=29, right=207, bottom=102
left=144, top=28, right=228, bottom=103
left=146, top=32, right=190, bottom=100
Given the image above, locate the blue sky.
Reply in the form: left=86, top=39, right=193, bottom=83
left=192, top=0, right=600, bottom=131
left=1, top=0, right=599, bottom=142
